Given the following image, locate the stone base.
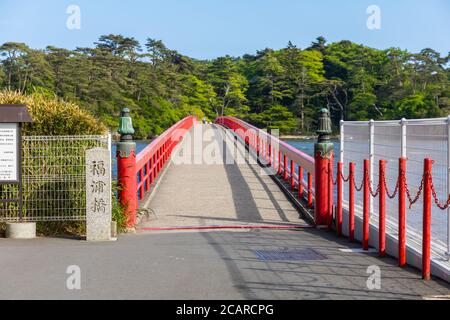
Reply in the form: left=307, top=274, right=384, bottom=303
left=111, top=221, right=118, bottom=238
left=6, top=223, right=36, bottom=239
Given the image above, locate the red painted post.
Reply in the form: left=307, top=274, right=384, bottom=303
left=139, top=169, right=144, bottom=200
left=257, top=137, right=260, bottom=158
left=363, top=159, right=370, bottom=250
left=308, top=173, right=313, bottom=208
left=284, top=155, right=288, bottom=181
left=399, top=157, right=407, bottom=267
left=291, top=160, right=295, bottom=191
left=349, top=162, right=355, bottom=242
left=337, top=162, right=343, bottom=236
left=268, top=144, right=272, bottom=167
left=314, top=109, right=334, bottom=226
left=379, top=160, right=386, bottom=257
left=328, top=161, right=333, bottom=230
left=298, top=166, right=304, bottom=199
left=278, top=150, right=282, bottom=175
left=117, top=108, right=138, bottom=228
left=422, top=159, right=432, bottom=280
left=145, top=161, right=151, bottom=192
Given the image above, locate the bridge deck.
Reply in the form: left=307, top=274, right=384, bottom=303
left=139, top=124, right=307, bottom=230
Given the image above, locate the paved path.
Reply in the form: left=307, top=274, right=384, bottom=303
left=139, top=124, right=308, bottom=230
left=1, top=124, right=449, bottom=300
left=0, top=229, right=449, bottom=300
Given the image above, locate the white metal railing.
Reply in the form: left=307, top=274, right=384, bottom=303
left=341, top=117, right=450, bottom=261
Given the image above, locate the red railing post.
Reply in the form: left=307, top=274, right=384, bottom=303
left=337, top=162, right=343, bottom=236
left=284, top=155, right=288, bottom=181
left=314, top=109, right=334, bottom=226
left=145, top=162, right=151, bottom=192
left=117, top=108, right=138, bottom=228
left=268, top=144, right=272, bottom=167
left=379, top=160, right=386, bottom=257
left=328, top=161, right=333, bottom=230
left=139, top=169, right=144, bottom=200
left=291, top=160, right=295, bottom=191
left=298, top=166, right=304, bottom=199
left=308, top=173, right=313, bottom=208
left=349, top=162, right=355, bottom=242
left=422, top=158, right=432, bottom=280
left=363, top=159, right=370, bottom=250
left=399, top=157, right=407, bottom=267
left=278, top=150, right=282, bottom=175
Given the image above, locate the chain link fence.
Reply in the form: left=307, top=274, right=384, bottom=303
left=0, top=135, right=110, bottom=222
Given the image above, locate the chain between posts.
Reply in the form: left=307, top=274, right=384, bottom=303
left=330, top=159, right=450, bottom=211
left=431, top=176, right=450, bottom=210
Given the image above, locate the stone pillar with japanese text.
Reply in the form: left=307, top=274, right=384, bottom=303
left=86, top=148, right=112, bottom=241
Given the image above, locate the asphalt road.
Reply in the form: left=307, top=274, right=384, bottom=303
left=0, top=228, right=449, bottom=300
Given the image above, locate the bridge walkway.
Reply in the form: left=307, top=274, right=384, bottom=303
left=127, top=123, right=450, bottom=299
left=139, top=124, right=308, bottom=230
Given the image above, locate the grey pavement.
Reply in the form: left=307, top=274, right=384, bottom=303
left=0, top=124, right=449, bottom=300
left=140, top=124, right=308, bottom=229
left=0, top=229, right=449, bottom=299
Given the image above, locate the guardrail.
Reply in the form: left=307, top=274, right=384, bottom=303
left=333, top=157, right=450, bottom=280
left=215, top=116, right=316, bottom=209
left=116, top=111, right=196, bottom=227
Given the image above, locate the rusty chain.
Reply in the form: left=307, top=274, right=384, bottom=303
left=331, top=161, right=450, bottom=211
left=430, top=175, right=450, bottom=210
left=341, top=172, right=350, bottom=182
left=353, top=174, right=364, bottom=192
left=403, top=172, right=424, bottom=209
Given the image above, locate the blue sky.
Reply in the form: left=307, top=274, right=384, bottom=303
left=0, top=0, right=449, bottom=59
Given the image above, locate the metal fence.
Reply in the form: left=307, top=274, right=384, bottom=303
left=0, top=135, right=110, bottom=222
left=341, top=117, right=450, bottom=260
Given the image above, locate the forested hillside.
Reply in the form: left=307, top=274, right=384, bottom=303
left=1, top=35, right=448, bottom=138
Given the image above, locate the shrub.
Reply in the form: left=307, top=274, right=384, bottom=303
left=0, top=90, right=127, bottom=237
left=0, top=90, right=107, bottom=135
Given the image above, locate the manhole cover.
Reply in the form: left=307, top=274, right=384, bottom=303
left=254, top=248, right=327, bottom=261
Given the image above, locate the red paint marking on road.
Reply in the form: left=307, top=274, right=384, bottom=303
left=140, top=225, right=313, bottom=231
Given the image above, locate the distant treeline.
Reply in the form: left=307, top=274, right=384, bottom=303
left=0, top=35, right=449, bottom=138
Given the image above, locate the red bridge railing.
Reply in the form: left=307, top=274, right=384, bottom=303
left=117, top=109, right=444, bottom=281
left=216, top=116, right=316, bottom=210
left=136, top=116, right=197, bottom=200
left=117, top=114, right=196, bottom=227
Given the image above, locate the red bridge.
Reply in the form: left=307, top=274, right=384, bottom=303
left=114, top=108, right=450, bottom=297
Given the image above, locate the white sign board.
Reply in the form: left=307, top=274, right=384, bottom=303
left=0, top=123, right=18, bottom=182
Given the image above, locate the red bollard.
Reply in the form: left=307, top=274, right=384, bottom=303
left=422, top=159, right=432, bottom=280
left=349, top=162, right=355, bottom=242
left=314, top=109, right=334, bottom=226
left=379, top=160, right=386, bottom=257
left=298, top=166, right=304, bottom=199
left=117, top=108, right=138, bottom=228
left=399, top=157, right=407, bottom=267
left=291, top=160, right=295, bottom=191
left=363, top=159, right=370, bottom=250
left=337, top=162, right=343, bottom=236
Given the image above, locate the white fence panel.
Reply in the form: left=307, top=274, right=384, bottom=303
left=342, top=118, right=450, bottom=261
